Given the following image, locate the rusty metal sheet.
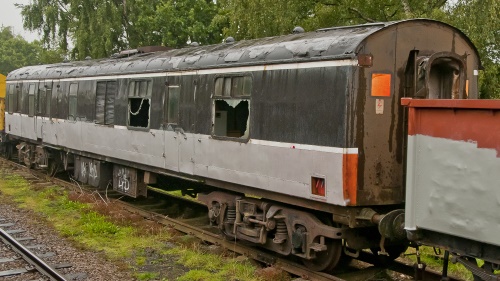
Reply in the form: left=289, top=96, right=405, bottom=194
left=87, top=160, right=113, bottom=189
left=113, top=165, right=147, bottom=198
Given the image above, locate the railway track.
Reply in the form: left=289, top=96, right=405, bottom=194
left=0, top=157, right=464, bottom=281
left=0, top=219, right=68, bottom=280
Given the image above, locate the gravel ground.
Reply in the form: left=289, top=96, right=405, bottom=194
left=0, top=199, right=135, bottom=281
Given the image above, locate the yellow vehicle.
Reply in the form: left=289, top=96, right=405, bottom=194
left=0, top=74, right=5, bottom=135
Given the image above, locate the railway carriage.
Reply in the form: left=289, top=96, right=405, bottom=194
left=0, top=19, right=487, bottom=272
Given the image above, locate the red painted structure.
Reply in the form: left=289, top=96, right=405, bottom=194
left=402, top=98, right=500, bottom=156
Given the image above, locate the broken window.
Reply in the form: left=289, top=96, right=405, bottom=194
left=128, top=80, right=151, bottom=128
left=68, top=83, right=78, bottom=120
left=415, top=54, right=465, bottom=99
left=213, top=76, right=251, bottom=139
left=96, top=81, right=117, bottom=125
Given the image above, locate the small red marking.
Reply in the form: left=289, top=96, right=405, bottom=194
left=292, top=146, right=295, bottom=149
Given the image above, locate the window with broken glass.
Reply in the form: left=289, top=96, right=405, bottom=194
left=128, top=79, right=151, bottom=129
left=213, top=76, right=251, bottom=139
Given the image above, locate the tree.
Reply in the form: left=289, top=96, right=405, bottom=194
left=18, top=0, right=224, bottom=60
left=442, top=0, right=500, bottom=98
left=0, top=27, right=42, bottom=75
left=217, top=0, right=448, bottom=40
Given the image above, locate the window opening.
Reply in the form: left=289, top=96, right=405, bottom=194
left=68, top=83, right=78, bottom=120
left=428, top=58, right=461, bottom=99
left=213, top=76, right=251, bottom=139
left=128, top=80, right=151, bottom=128
left=214, top=100, right=249, bottom=138
left=96, top=81, right=117, bottom=125
left=416, top=55, right=464, bottom=99
left=28, top=84, right=36, bottom=116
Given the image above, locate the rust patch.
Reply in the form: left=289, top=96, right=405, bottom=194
left=402, top=98, right=500, bottom=156
left=343, top=154, right=358, bottom=205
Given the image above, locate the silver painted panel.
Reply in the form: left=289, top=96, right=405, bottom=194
left=5, top=114, right=21, bottom=136
left=82, top=124, right=166, bottom=168
left=20, top=115, right=37, bottom=140
left=194, top=135, right=346, bottom=205
left=163, top=130, right=179, bottom=172
left=179, top=133, right=195, bottom=175
left=9, top=116, right=349, bottom=206
left=405, top=134, right=500, bottom=247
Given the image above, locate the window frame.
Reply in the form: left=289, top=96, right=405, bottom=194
left=212, top=74, right=252, bottom=141
left=95, top=80, right=117, bottom=125
left=27, top=83, right=36, bottom=117
left=68, top=82, right=78, bottom=121
left=7, top=84, right=15, bottom=114
left=127, top=79, right=152, bottom=130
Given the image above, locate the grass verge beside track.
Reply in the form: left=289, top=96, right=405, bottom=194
left=0, top=173, right=287, bottom=281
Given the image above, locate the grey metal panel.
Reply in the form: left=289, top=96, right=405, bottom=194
left=193, top=134, right=347, bottom=205
left=81, top=124, right=166, bottom=169
left=164, top=130, right=179, bottom=172
left=178, top=133, right=195, bottom=175
left=405, top=134, right=500, bottom=247
left=20, top=115, right=36, bottom=140
left=5, top=114, right=21, bottom=137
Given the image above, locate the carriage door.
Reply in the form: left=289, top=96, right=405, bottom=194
left=36, top=80, right=53, bottom=140
left=406, top=51, right=467, bottom=99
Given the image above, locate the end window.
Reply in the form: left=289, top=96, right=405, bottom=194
left=128, top=80, right=151, bottom=128
left=213, top=76, right=251, bottom=139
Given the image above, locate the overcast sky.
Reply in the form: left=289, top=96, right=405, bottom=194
left=1, top=0, right=39, bottom=42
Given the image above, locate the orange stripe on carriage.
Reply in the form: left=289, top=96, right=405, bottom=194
left=343, top=153, right=358, bottom=206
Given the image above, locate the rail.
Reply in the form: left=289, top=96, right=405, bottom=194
left=0, top=226, right=67, bottom=281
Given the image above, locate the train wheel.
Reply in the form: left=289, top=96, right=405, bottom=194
left=302, top=215, right=342, bottom=272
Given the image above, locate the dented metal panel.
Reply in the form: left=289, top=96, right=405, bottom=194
left=403, top=98, right=500, bottom=247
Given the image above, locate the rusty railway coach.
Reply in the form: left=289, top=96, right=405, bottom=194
left=1, top=19, right=483, bottom=271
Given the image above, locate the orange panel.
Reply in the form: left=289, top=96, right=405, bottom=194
left=371, top=73, right=391, bottom=97
left=343, top=154, right=358, bottom=205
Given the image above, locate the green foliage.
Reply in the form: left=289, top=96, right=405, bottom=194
left=135, top=272, right=160, bottom=280
left=0, top=27, right=41, bottom=75
left=217, top=0, right=447, bottom=40
left=166, top=247, right=260, bottom=281
left=19, top=0, right=223, bottom=60
left=440, top=0, right=500, bottom=98
left=0, top=26, right=66, bottom=75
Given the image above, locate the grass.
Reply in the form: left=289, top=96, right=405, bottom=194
left=0, top=171, right=277, bottom=280
left=2, top=170, right=484, bottom=280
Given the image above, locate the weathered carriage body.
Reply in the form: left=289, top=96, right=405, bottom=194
left=2, top=19, right=483, bottom=270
